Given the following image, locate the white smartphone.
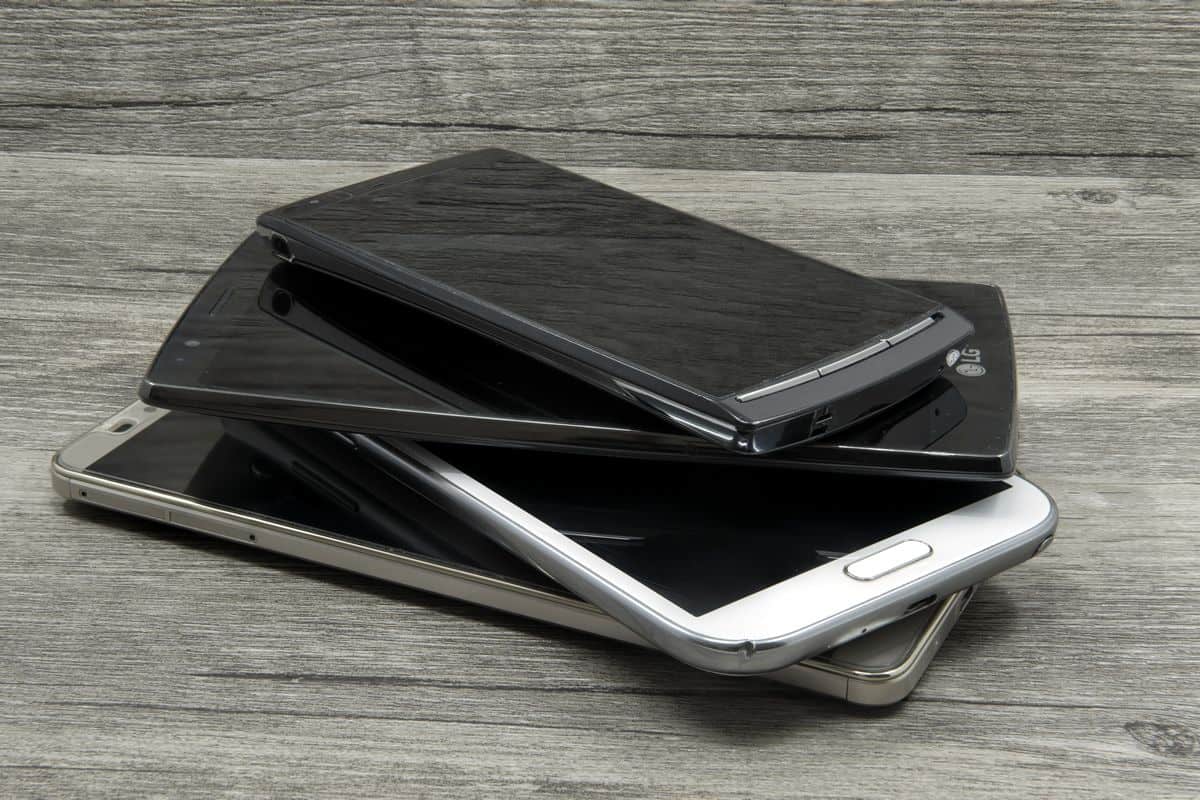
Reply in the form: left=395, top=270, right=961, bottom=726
left=52, top=402, right=979, bottom=705
left=352, top=438, right=1056, bottom=675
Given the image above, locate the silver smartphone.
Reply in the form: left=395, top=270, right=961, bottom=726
left=52, top=402, right=979, bottom=705
left=353, top=438, right=1056, bottom=675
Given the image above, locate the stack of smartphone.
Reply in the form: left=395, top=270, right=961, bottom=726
left=54, top=149, right=1056, bottom=704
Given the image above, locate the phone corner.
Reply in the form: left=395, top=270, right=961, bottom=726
left=1039, top=490, right=1060, bottom=536
left=844, top=675, right=919, bottom=707
left=994, top=448, right=1017, bottom=480
left=49, top=456, right=73, bottom=501
left=944, top=307, right=976, bottom=343
left=135, top=377, right=159, bottom=406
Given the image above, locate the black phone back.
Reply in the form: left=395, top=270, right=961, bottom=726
left=257, top=149, right=972, bottom=453
left=141, top=236, right=1014, bottom=479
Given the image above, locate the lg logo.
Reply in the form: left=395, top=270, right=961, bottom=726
left=955, top=347, right=987, bottom=377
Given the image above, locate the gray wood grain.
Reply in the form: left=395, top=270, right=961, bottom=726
left=2, top=3, right=1199, bottom=797
left=0, top=2, right=1197, bottom=177
left=2, top=151, right=1198, bottom=799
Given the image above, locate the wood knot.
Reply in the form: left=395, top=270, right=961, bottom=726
left=1125, top=721, right=1197, bottom=757
left=1073, top=189, right=1119, bottom=205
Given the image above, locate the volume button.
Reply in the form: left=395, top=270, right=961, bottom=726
left=818, top=340, right=890, bottom=377
left=885, top=316, right=936, bottom=346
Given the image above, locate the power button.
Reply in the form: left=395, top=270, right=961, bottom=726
left=845, top=540, right=933, bottom=581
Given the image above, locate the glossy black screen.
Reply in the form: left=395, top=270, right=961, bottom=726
left=271, top=150, right=939, bottom=395
left=87, top=412, right=558, bottom=593
left=420, top=442, right=1006, bottom=614
left=86, top=413, right=1005, bottom=616
left=143, top=236, right=1014, bottom=478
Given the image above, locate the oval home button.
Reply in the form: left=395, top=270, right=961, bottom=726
left=845, top=540, right=933, bottom=581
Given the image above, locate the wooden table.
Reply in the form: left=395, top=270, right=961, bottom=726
left=2, top=4, right=1197, bottom=797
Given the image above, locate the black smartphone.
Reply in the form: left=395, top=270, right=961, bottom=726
left=256, top=148, right=972, bottom=453
left=141, top=236, right=1015, bottom=480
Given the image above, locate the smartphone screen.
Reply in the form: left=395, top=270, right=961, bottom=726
left=413, top=441, right=1008, bottom=615
left=84, top=411, right=1006, bottom=620
left=271, top=150, right=939, bottom=396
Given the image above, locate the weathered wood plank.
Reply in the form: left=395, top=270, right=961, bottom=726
left=1, top=150, right=1198, bottom=797
left=3, top=153, right=1197, bottom=314
left=0, top=2, right=1197, bottom=177
left=5, top=4, right=1198, bottom=794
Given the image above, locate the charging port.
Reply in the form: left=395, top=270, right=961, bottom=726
left=811, top=406, right=834, bottom=437
left=905, top=594, right=938, bottom=614
left=270, top=234, right=292, bottom=261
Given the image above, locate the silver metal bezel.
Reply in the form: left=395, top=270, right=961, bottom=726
left=370, top=437, right=1055, bottom=675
